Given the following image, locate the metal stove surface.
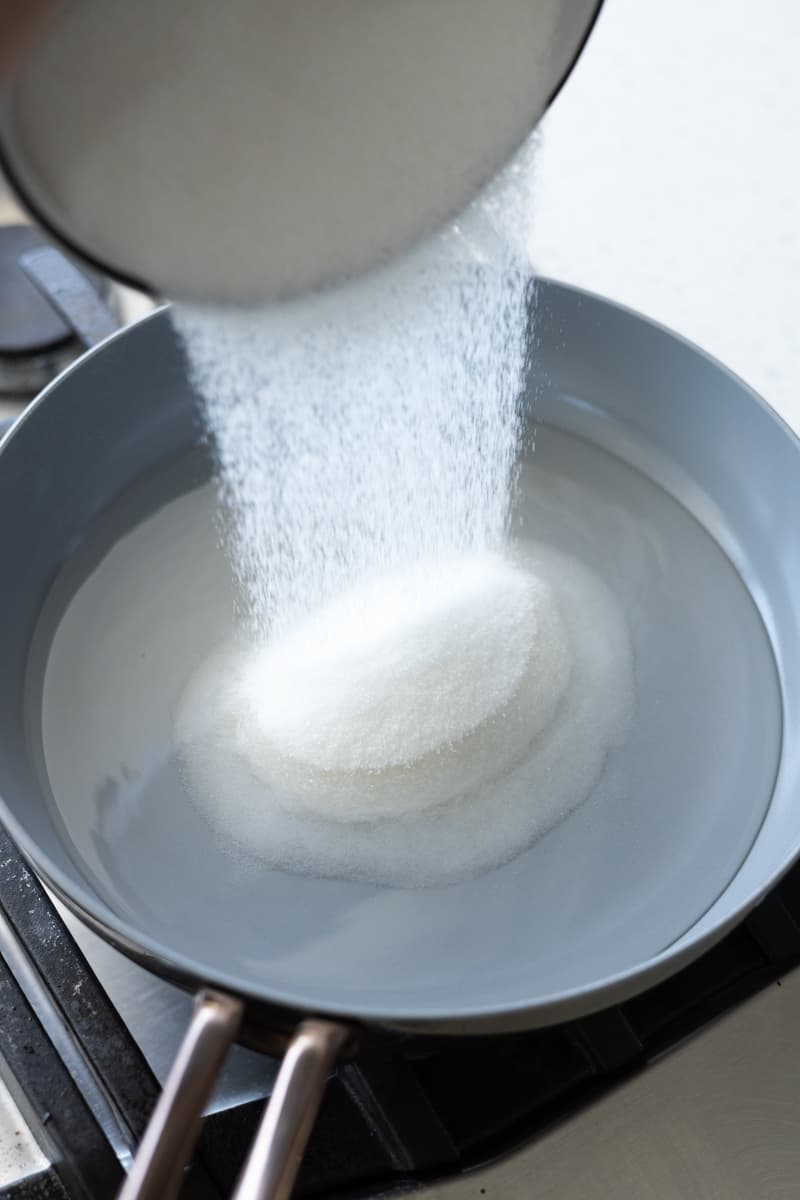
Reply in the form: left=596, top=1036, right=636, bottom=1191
left=56, top=904, right=277, bottom=1114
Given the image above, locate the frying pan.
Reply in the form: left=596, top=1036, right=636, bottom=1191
left=1, top=276, right=799, bottom=1199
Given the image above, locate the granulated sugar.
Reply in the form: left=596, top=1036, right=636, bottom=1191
left=172, top=150, right=537, bottom=636
left=176, top=552, right=570, bottom=822
left=176, top=544, right=633, bottom=887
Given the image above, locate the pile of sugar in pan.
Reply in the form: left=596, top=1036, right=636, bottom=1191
left=176, top=545, right=633, bottom=886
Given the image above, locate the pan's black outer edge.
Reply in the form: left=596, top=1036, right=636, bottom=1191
left=0, top=947, right=124, bottom=1199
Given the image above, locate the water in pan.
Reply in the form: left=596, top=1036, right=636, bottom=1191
left=37, top=426, right=781, bottom=1007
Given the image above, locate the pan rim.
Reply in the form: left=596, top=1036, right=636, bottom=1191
left=2, top=279, right=799, bottom=1033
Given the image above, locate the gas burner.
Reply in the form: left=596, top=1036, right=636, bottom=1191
left=0, top=224, right=114, bottom=404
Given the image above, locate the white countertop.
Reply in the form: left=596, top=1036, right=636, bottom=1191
left=0, top=1083, right=45, bottom=1186
left=531, top=0, right=800, bottom=429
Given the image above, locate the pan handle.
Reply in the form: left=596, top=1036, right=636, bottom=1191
left=232, top=1019, right=351, bottom=1200
left=118, top=992, right=351, bottom=1200
left=118, top=990, right=243, bottom=1200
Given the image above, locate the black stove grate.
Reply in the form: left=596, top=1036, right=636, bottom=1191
left=1, top=823, right=800, bottom=1200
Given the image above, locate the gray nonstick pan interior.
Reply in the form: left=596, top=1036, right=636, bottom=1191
left=0, top=279, right=798, bottom=1035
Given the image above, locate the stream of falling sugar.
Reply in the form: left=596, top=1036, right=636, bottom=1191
left=171, top=141, right=539, bottom=637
